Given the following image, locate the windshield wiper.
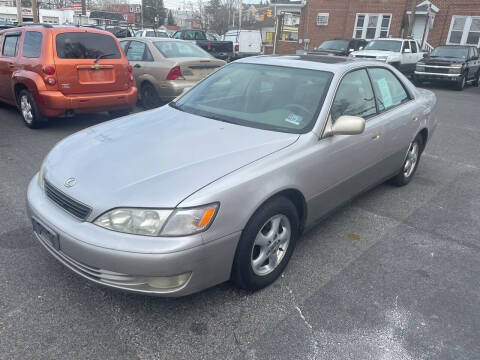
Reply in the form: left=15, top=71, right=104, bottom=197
left=169, top=101, right=184, bottom=112
left=94, top=53, right=115, bottom=63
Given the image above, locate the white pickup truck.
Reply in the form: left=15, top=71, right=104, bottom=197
left=350, top=38, right=426, bottom=74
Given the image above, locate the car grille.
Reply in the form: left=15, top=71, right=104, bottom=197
left=45, top=180, right=91, bottom=220
left=354, top=55, right=377, bottom=59
left=425, top=66, right=450, bottom=74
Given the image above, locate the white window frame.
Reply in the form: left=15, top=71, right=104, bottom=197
left=316, top=13, right=329, bottom=26
left=353, top=13, right=392, bottom=40
left=447, top=16, right=480, bottom=47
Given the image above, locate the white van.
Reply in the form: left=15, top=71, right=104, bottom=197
left=224, top=30, right=263, bottom=60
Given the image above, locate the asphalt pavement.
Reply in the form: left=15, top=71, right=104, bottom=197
left=1, top=84, right=479, bottom=360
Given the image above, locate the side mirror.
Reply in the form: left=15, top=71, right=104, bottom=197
left=359, top=46, right=364, bottom=50
left=403, top=48, right=412, bottom=53
left=324, top=115, right=365, bottom=137
left=422, top=53, right=428, bottom=58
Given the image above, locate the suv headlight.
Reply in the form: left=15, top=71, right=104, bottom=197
left=449, top=64, right=463, bottom=74
left=377, top=56, right=389, bottom=62
left=94, top=203, right=219, bottom=237
left=38, top=159, right=46, bottom=189
left=416, top=63, right=425, bottom=72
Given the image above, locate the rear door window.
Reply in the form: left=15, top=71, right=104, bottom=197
left=173, top=31, right=183, bottom=39
left=23, top=31, right=42, bottom=58
left=410, top=40, right=417, bottom=53
left=154, top=41, right=210, bottom=58
left=402, top=41, right=410, bottom=52
left=368, top=68, right=410, bottom=112
left=56, top=32, right=121, bottom=59
left=3, top=34, right=20, bottom=57
left=125, top=40, right=146, bottom=61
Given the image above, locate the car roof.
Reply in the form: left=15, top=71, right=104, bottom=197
left=121, top=37, right=180, bottom=42
left=237, top=54, right=378, bottom=72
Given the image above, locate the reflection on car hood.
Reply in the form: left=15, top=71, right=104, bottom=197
left=44, top=106, right=299, bottom=210
left=352, top=50, right=398, bottom=57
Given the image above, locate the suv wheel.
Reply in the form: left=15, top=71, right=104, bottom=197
left=232, top=196, right=299, bottom=291
left=473, top=71, right=480, bottom=87
left=391, top=134, right=424, bottom=187
left=456, top=74, right=466, bottom=91
left=19, top=90, right=45, bottom=129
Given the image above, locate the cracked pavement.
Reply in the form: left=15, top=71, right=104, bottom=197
left=1, top=84, right=479, bottom=359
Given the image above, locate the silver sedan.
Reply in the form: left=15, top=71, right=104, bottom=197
left=27, top=55, right=437, bottom=296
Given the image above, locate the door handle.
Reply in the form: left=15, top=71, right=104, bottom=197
left=371, top=133, right=381, bottom=140
left=133, top=64, right=141, bottom=68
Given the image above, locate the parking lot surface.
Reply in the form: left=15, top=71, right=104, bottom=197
left=1, top=85, right=479, bottom=360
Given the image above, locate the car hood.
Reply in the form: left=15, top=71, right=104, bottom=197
left=421, top=57, right=464, bottom=65
left=352, top=50, right=399, bottom=57
left=44, top=106, right=299, bottom=211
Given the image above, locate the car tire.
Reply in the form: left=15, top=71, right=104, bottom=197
left=456, top=74, right=466, bottom=91
left=141, top=82, right=160, bottom=109
left=391, top=134, right=424, bottom=187
left=18, top=89, right=45, bottom=129
left=109, top=109, right=131, bottom=118
left=473, top=71, right=480, bottom=87
left=232, top=196, right=299, bottom=291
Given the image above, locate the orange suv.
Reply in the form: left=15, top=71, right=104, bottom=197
left=0, top=25, right=137, bottom=128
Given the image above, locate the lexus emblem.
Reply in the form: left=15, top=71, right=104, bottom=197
left=64, top=177, right=76, bottom=188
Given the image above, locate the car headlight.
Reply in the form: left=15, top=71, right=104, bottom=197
left=416, top=64, right=425, bottom=72
left=94, top=203, right=219, bottom=237
left=377, top=56, right=389, bottom=62
left=449, top=64, right=463, bottom=74
left=38, top=159, right=46, bottom=189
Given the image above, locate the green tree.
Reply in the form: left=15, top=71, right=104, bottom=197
left=167, top=10, right=176, bottom=26
left=143, top=0, right=166, bottom=27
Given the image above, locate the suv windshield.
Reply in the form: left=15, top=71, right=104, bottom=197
left=171, top=63, right=332, bottom=133
left=146, top=31, right=169, bottom=38
left=56, top=32, right=121, bottom=59
left=430, top=46, right=469, bottom=59
left=317, top=40, right=349, bottom=51
left=154, top=41, right=211, bottom=58
left=364, top=40, right=402, bottom=52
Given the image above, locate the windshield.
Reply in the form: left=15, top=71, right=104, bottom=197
left=430, top=46, right=469, bottom=59
left=317, top=40, right=349, bottom=51
left=146, top=31, right=169, bottom=38
left=172, top=63, right=333, bottom=133
left=154, top=41, right=212, bottom=58
left=206, top=33, right=220, bottom=41
left=364, top=40, right=402, bottom=52
left=56, top=32, right=121, bottom=59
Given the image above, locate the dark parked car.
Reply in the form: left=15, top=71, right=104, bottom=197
left=172, top=29, right=233, bottom=61
left=313, top=38, right=368, bottom=56
left=414, top=45, right=480, bottom=91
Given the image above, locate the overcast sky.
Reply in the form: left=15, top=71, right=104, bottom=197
left=130, top=0, right=262, bottom=11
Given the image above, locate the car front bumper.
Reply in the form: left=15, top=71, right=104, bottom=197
left=26, top=176, right=240, bottom=296
left=414, top=71, right=462, bottom=82
left=37, top=87, right=138, bottom=117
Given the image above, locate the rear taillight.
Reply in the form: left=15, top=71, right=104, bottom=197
left=207, top=43, right=212, bottom=50
left=234, top=44, right=239, bottom=52
left=129, top=74, right=134, bottom=82
left=127, top=64, right=133, bottom=72
left=45, top=77, right=56, bottom=86
left=42, top=65, right=55, bottom=75
left=166, top=66, right=184, bottom=80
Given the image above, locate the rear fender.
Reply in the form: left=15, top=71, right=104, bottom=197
left=12, top=70, right=49, bottom=106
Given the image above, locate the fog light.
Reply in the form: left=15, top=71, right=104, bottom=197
left=147, top=272, right=191, bottom=290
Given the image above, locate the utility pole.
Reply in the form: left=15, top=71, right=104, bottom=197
left=16, top=0, right=22, bottom=25
left=32, top=0, right=39, bottom=23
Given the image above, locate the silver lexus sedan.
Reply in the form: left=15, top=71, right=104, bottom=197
left=27, top=55, right=437, bottom=296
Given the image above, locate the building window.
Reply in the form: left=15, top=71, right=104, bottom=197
left=448, top=16, right=480, bottom=47
left=316, top=13, right=329, bottom=26
left=42, top=16, right=59, bottom=24
left=354, top=14, right=391, bottom=40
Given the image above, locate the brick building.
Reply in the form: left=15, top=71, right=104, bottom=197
left=271, top=0, right=480, bottom=53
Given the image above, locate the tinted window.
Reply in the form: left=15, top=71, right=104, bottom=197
left=317, top=40, right=349, bottom=51
left=146, top=31, right=168, bottom=38
left=331, top=69, right=376, bottom=122
left=3, top=35, right=19, bottom=57
left=365, top=40, right=402, bottom=52
left=173, top=31, right=182, bottom=39
left=154, top=41, right=211, bottom=58
left=368, top=68, right=409, bottom=112
left=174, top=63, right=332, bottom=133
left=23, top=31, right=42, bottom=58
left=402, top=41, right=410, bottom=52
left=410, top=41, right=417, bottom=53
left=56, top=32, right=121, bottom=59
left=430, top=46, right=468, bottom=60
left=125, top=41, right=146, bottom=61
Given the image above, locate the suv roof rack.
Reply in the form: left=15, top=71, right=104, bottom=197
left=17, top=22, right=53, bottom=28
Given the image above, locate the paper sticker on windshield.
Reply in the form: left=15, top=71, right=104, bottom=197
left=377, top=78, right=393, bottom=108
left=285, top=113, right=303, bottom=126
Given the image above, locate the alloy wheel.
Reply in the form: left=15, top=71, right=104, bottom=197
left=251, top=214, right=291, bottom=276
left=20, top=95, right=33, bottom=124
left=403, top=141, right=419, bottom=178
